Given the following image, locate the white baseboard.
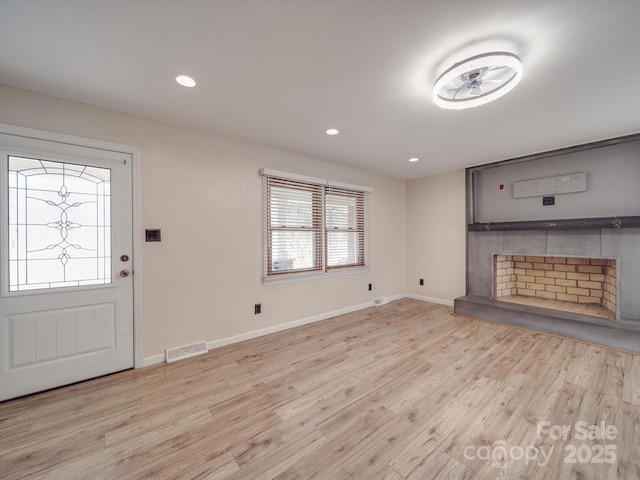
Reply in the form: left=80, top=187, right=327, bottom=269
left=140, top=293, right=451, bottom=367
left=141, top=352, right=166, bottom=367
left=205, top=300, right=374, bottom=351
left=141, top=299, right=381, bottom=367
left=404, top=293, right=454, bottom=307
left=386, top=293, right=406, bottom=303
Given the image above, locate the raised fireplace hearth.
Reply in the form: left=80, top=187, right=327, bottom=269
left=454, top=295, right=640, bottom=354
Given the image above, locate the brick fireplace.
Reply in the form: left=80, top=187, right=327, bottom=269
left=494, top=255, right=617, bottom=319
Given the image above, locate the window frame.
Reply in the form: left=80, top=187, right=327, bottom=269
left=262, top=169, right=370, bottom=283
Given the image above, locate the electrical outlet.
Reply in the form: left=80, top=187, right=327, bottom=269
left=419, top=278, right=424, bottom=286
left=254, top=303, right=261, bottom=315
left=368, top=283, right=372, bottom=291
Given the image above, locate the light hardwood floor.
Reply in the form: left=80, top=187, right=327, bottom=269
left=1, top=298, right=639, bottom=479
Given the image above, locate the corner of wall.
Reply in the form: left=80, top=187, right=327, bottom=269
left=405, top=169, right=466, bottom=303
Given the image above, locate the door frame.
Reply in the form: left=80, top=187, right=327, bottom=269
left=0, top=122, right=143, bottom=368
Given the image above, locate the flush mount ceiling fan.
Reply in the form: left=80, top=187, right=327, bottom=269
left=433, top=52, right=523, bottom=110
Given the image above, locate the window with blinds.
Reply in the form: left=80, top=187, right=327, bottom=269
left=263, top=170, right=369, bottom=280
left=325, top=186, right=366, bottom=270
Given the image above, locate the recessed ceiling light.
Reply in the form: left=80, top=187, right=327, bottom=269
left=409, top=157, right=419, bottom=162
left=176, top=75, right=196, bottom=88
left=433, top=52, right=522, bottom=110
left=326, top=128, right=340, bottom=135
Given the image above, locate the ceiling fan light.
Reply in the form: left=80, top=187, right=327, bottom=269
left=433, top=52, right=523, bottom=110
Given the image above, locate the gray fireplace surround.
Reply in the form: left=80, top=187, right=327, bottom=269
left=454, top=134, right=640, bottom=353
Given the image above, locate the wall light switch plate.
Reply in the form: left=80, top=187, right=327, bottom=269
left=145, top=229, right=161, bottom=242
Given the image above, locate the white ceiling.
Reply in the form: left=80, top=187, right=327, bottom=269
left=1, top=0, right=639, bottom=180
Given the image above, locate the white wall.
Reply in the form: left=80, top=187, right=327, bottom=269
left=405, top=169, right=466, bottom=303
left=0, top=84, right=406, bottom=362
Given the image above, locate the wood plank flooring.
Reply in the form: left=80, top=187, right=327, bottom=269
left=1, top=298, right=639, bottom=479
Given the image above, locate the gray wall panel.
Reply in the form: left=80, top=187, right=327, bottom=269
left=468, top=231, right=503, bottom=298
left=474, top=140, right=640, bottom=223
left=547, top=230, right=602, bottom=257
left=503, top=231, right=547, bottom=255
left=602, top=228, right=640, bottom=320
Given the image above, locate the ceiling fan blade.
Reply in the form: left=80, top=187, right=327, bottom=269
left=450, top=84, right=467, bottom=100
left=474, top=66, right=491, bottom=78
left=467, top=86, right=483, bottom=97
left=450, top=76, right=466, bottom=87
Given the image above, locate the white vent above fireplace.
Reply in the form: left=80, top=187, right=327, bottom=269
left=513, top=172, right=587, bottom=199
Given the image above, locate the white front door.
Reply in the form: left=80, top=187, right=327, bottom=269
left=0, top=132, right=134, bottom=401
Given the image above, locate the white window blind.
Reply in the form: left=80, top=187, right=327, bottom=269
left=266, top=177, right=323, bottom=276
left=262, top=170, right=369, bottom=280
left=325, top=186, right=366, bottom=270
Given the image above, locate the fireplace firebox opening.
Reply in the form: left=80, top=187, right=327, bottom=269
left=494, top=254, right=617, bottom=319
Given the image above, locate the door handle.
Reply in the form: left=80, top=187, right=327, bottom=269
left=120, top=270, right=130, bottom=278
